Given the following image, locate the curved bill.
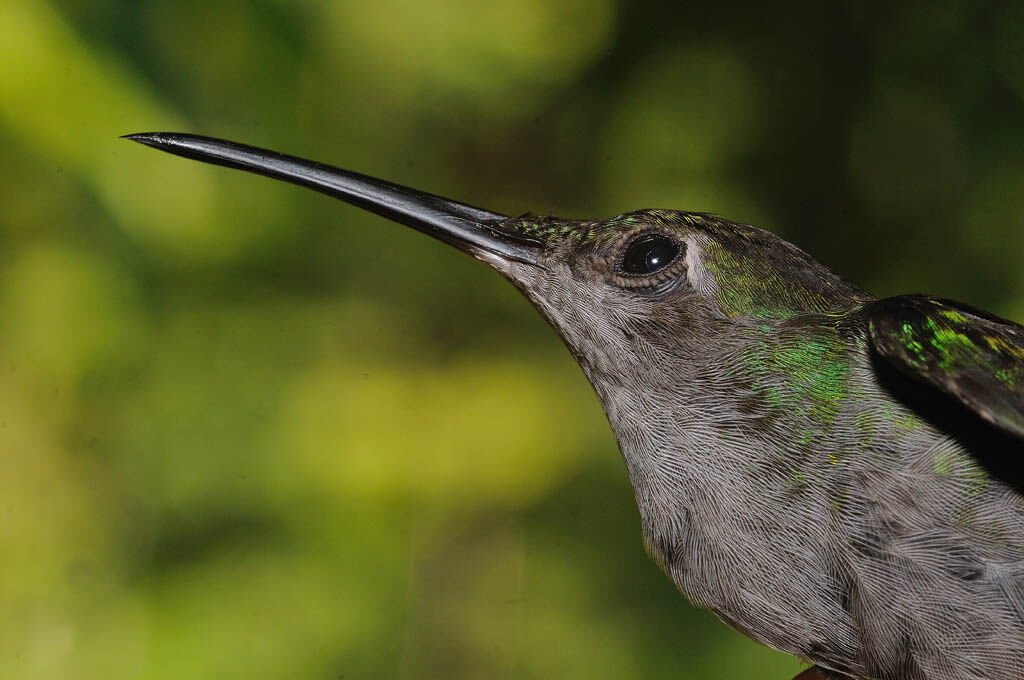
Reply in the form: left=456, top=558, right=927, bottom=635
left=123, top=133, right=543, bottom=266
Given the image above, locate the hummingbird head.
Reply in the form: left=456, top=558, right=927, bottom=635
left=487, top=209, right=869, bottom=380
left=124, top=132, right=867, bottom=393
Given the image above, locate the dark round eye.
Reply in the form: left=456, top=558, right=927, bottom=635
left=619, top=234, right=681, bottom=275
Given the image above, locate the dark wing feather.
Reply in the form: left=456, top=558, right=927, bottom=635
left=867, top=294, right=1024, bottom=440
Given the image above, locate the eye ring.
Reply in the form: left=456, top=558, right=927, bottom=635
left=609, top=231, right=688, bottom=289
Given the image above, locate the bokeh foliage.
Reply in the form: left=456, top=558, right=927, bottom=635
left=3, top=1, right=1024, bottom=678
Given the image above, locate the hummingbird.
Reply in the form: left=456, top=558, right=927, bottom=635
left=125, top=132, right=1024, bottom=680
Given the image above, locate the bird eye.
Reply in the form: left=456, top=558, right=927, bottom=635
left=619, top=234, right=681, bottom=276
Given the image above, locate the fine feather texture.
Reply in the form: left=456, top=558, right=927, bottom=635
left=494, top=212, right=1024, bottom=680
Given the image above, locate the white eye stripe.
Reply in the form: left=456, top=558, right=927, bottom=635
left=685, top=237, right=716, bottom=298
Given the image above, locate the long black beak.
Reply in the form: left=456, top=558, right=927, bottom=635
left=122, top=133, right=543, bottom=266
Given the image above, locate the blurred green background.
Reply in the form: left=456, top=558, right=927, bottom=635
left=3, top=1, right=1024, bottom=678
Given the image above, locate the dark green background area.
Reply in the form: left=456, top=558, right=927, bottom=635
left=2, top=2, right=1023, bottom=678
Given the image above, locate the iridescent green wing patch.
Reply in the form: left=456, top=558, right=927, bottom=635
left=867, top=295, right=1024, bottom=440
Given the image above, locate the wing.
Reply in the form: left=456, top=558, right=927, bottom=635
left=867, top=294, right=1024, bottom=440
